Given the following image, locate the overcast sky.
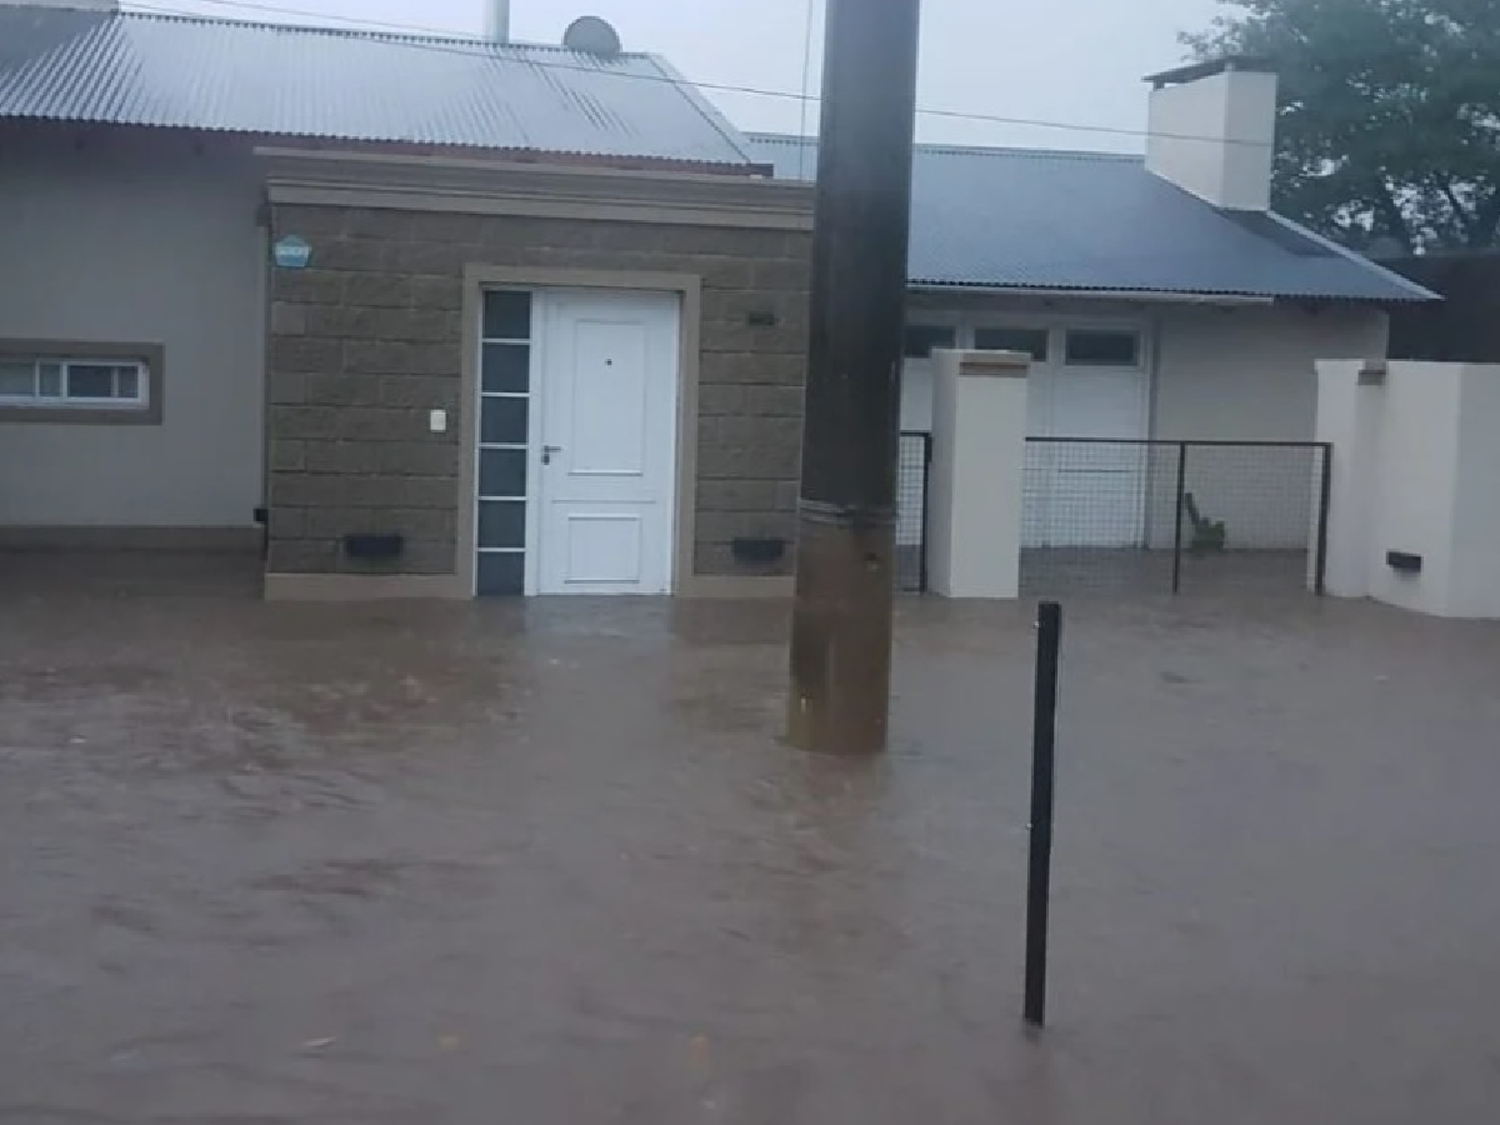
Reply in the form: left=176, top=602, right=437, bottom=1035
left=131, top=0, right=1230, bottom=151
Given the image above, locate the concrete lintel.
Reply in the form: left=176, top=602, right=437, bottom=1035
left=259, top=146, right=814, bottom=231
left=954, top=348, right=1031, bottom=378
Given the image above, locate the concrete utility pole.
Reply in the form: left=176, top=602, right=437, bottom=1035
left=787, top=0, right=922, bottom=755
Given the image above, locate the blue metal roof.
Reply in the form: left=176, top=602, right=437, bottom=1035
left=748, top=134, right=1436, bottom=302
left=0, top=8, right=758, bottom=169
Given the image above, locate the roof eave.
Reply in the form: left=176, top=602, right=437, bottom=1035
left=908, top=282, right=1277, bottom=306
left=908, top=281, right=1436, bottom=305
left=1264, top=213, right=1444, bottom=302
left=0, top=115, right=772, bottom=177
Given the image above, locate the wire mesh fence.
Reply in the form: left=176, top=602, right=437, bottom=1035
left=897, top=431, right=931, bottom=592
left=1021, top=438, right=1331, bottom=597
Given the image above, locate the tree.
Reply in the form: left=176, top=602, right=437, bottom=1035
left=1185, top=0, right=1500, bottom=253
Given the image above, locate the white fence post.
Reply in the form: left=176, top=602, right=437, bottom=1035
left=927, top=348, right=1031, bottom=598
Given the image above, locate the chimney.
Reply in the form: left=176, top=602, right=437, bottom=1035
left=1144, top=57, right=1278, bottom=212
left=484, top=0, right=510, bottom=43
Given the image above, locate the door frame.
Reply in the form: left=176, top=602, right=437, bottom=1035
left=527, top=287, right=683, bottom=596
left=458, top=266, right=703, bottom=598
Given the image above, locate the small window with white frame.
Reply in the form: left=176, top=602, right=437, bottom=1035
left=0, top=342, right=161, bottom=423
left=1064, top=329, right=1141, bottom=368
left=974, top=326, right=1050, bottom=362
left=903, top=324, right=957, bottom=359
left=0, top=357, right=147, bottom=407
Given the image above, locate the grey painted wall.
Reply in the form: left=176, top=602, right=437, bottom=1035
left=1147, top=302, right=1388, bottom=551
left=0, top=126, right=266, bottom=529
left=1152, top=302, right=1388, bottom=442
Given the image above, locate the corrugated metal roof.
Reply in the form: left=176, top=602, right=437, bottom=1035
left=0, top=8, right=758, bottom=168
left=748, top=134, right=1437, bottom=302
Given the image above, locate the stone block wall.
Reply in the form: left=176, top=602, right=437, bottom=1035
left=265, top=204, right=811, bottom=581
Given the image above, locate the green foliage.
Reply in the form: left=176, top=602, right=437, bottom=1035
left=1185, top=0, right=1500, bottom=252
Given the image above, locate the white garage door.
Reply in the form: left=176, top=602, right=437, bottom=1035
left=974, top=326, right=1149, bottom=549
left=898, top=321, right=1150, bottom=549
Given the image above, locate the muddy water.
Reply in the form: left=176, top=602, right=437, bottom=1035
left=2, top=566, right=1499, bottom=1122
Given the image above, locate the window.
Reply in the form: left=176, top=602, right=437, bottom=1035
left=483, top=290, right=532, bottom=342
left=1064, top=329, right=1141, bottom=367
left=0, top=342, right=161, bottom=423
left=476, top=290, right=535, bottom=596
left=903, top=325, right=957, bottom=359
left=974, top=327, right=1050, bottom=362
left=0, top=357, right=148, bottom=407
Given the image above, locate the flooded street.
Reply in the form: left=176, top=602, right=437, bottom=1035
left=3, top=559, right=1500, bottom=1123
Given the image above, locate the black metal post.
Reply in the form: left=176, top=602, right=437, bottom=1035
left=1170, top=442, right=1188, bottom=595
left=1314, top=443, right=1332, bottom=596
left=787, top=0, right=923, bottom=755
left=919, top=433, right=933, bottom=594
left=1024, top=600, right=1063, bottom=1029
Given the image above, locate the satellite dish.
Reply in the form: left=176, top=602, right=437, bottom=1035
left=563, top=15, right=623, bottom=57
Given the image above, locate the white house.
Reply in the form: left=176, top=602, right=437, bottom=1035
left=750, top=58, right=1436, bottom=560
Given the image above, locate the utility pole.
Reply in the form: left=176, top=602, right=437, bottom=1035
left=787, top=0, right=922, bottom=755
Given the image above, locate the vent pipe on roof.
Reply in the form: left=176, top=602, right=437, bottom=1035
left=484, top=0, right=510, bottom=43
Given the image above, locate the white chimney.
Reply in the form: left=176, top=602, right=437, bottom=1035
left=483, top=0, right=510, bottom=43
left=1144, top=57, right=1278, bottom=212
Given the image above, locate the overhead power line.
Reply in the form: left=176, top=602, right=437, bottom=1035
left=796, top=0, right=817, bottom=179
left=121, top=0, right=1271, bottom=150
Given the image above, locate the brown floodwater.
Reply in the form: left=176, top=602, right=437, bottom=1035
left=2, top=553, right=1499, bottom=1123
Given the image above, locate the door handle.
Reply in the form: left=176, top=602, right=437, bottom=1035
left=541, top=444, right=562, bottom=466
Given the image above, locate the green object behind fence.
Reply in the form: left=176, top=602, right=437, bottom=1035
left=1183, top=492, right=1227, bottom=553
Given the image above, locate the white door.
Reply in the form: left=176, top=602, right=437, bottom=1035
left=1025, top=328, right=1150, bottom=548
left=1043, top=366, right=1149, bottom=547
left=533, top=290, right=680, bottom=595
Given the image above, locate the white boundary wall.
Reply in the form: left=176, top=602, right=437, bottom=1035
left=1318, top=360, right=1500, bottom=618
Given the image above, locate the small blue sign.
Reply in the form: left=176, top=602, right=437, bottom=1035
left=273, top=235, right=312, bottom=270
